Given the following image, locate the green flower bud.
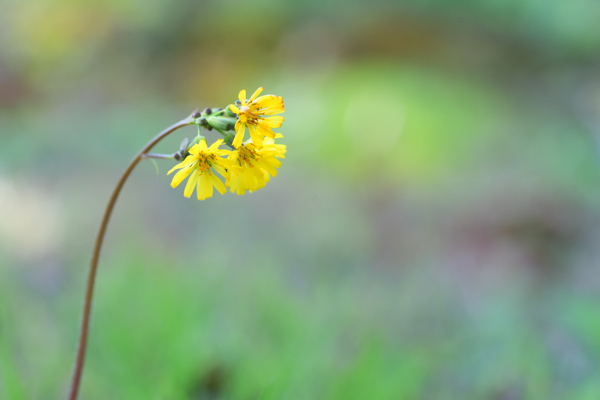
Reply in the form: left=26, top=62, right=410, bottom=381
left=189, top=135, right=205, bottom=148
left=207, top=115, right=237, bottom=132
left=223, top=132, right=235, bottom=147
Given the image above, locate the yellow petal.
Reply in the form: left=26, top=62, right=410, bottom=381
left=211, top=163, right=228, bottom=178
left=257, top=125, right=276, bottom=139
left=255, top=95, right=284, bottom=114
left=262, top=116, right=284, bottom=128
left=255, top=95, right=282, bottom=108
left=209, top=139, right=224, bottom=150
left=212, top=174, right=227, bottom=195
left=197, top=173, right=206, bottom=200
left=228, top=104, right=240, bottom=114
left=170, top=166, right=194, bottom=188
left=232, top=122, right=246, bottom=148
left=257, top=159, right=278, bottom=177
left=248, top=125, right=263, bottom=148
left=188, top=144, right=203, bottom=156
left=167, top=155, right=196, bottom=174
left=235, top=181, right=245, bottom=195
left=183, top=171, right=198, bottom=197
left=167, top=162, right=184, bottom=175
left=249, top=87, right=264, bottom=102
left=203, top=172, right=213, bottom=198
left=259, top=106, right=285, bottom=115
left=238, top=89, right=246, bottom=104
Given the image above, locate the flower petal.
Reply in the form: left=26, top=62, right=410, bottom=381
left=211, top=163, right=228, bottom=178
left=232, top=122, right=246, bottom=148
left=212, top=174, right=227, bottom=195
left=183, top=170, right=198, bottom=197
left=238, top=89, right=246, bottom=104
left=209, top=139, right=224, bottom=150
left=228, top=104, right=240, bottom=114
left=170, top=166, right=194, bottom=188
left=203, top=172, right=213, bottom=198
left=262, top=116, right=284, bottom=128
left=248, top=125, right=263, bottom=148
left=167, top=162, right=184, bottom=175
left=257, top=124, right=276, bottom=139
left=197, top=173, right=206, bottom=200
left=257, top=159, right=278, bottom=177
left=249, top=87, right=264, bottom=102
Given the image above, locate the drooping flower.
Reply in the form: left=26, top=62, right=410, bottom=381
left=226, top=136, right=287, bottom=195
left=168, top=139, right=231, bottom=200
left=228, top=87, right=285, bottom=149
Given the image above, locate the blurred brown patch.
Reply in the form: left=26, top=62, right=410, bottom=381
left=188, top=364, right=228, bottom=400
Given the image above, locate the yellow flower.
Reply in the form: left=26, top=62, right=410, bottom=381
left=228, top=87, right=285, bottom=149
left=168, top=139, right=231, bottom=200
left=226, top=137, right=286, bottom=195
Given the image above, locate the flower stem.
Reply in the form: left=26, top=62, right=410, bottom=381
left=67, top=112, right=196, bottom=400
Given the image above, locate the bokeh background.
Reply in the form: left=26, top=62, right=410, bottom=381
left=2, top=0, right=600, bottom=399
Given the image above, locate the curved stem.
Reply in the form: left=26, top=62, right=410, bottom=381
left=68, top=114, right=195, bottom=400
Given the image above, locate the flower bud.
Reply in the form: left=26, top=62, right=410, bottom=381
left=207, top=115, right=237, bottom=132
left=189, top=135, right=206, bottom=148
left=223, top=132, right=236, bottom=146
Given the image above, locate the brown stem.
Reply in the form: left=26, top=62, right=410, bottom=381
left=67, top=114, right=196, bottom=400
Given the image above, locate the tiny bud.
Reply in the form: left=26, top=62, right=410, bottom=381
left=226, top=122, right=234, bottom=131
left=203, top=107, right=212, bottom=115
left=198, top=117, right=208, bottom=126
left=174, top=152, right=181, bottom=160
left=192, top=111, right=201, bottom=118
left=235, top=100, right=242, bottom=106
left=206, top=125, right=213, bottom=131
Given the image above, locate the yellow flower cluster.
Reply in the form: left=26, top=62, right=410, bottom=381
left=168, top=139, right=230, bottom=200
left=229, top=87, right=285, bottom=148
left=169, top=87, right=286, bottom=200
left=227, top=136, right=286, bottom=195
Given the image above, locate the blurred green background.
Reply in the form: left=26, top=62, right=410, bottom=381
left=2, top=0, right=600, bottom=399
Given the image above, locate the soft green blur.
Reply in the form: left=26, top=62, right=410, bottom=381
left=2, top=0, right=600, bottom=399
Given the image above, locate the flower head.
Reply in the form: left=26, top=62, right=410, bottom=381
left=168, top=139, right=231, bottom=200
left=228, top=87, right=285, bottom=149
left=226, top=136, right=286, bottom=195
